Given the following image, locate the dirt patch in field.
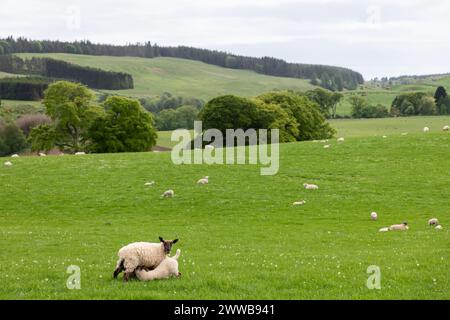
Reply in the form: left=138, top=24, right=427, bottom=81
left=146, top=67, right=166, bottom=75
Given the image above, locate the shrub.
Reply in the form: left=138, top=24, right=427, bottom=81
left=28, top=124, right=57, bottom=153
left=0, top=122, right=28, bottom=156
left=16, top=113, right=52, bottom=136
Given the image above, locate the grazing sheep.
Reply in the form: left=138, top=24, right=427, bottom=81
left=113, top=237, right=179, bottom=282
left=423, top=127, right=430, bottom=133
left=293, top=200, right=306, bottom=206
left=428, top=218, right=439, bottom=226
left=39, top=152, right=46, bottom=157
left=75, top=152, right=86, bottom=155
left=371, top=212, right=378, bottom=221
left=443, top=125, right=449, bottom=132
left=197, top=176, right=209, bottom=184
left=323, top=144, right=331, bottom=149
left=4, top=161, right=13, bottom=167
left=161, top=189, right=174, bottom=198
left=135, top=249, right=181, bottom=281
left=11, top=154, right=19, bottom=158
left=303, top=183, right=319, bottom=190
left=337, top=137, right=345, bottom=143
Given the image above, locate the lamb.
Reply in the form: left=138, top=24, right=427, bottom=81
left=11, top=154, right=19, bottom=158
left=4, top=161, right=13, bottom=167
left=144, top=181, right=155, bottom=187
left=423, top=127, right=430, bottom=133
left=443, top=125, right=449, bottom=132
left=113, top=236, right=179, bottom=282
left=135, top=249, right=181, bottom=281
left=75, top=152, right=86, bottom=155
left=323, top=144, right=331, bottom=149
left=161, top=189, right=174, bottom=198
left=197, top=176, right=209, bottom=184
left=379, top=222, right=409, bottom=232
left=337, top=137, right=345, bottom=143
left=293, top=200, right=306, bottom=206
left=371, top=212, right=378, bottom=221
left=39, top=152, right=46, bottom=157
left=428, top=218, right=439, bottom=226
left=303, top=183, right=319, bottom=190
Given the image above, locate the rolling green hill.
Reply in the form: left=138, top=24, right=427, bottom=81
left=1, top=129, right=449, bottom=299
left=15, top=53, right=316, bottom=100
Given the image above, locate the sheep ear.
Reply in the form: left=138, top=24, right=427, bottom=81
left=159, top=236, right=164, bottom=242
left=173, top=239, right=179, bottom=244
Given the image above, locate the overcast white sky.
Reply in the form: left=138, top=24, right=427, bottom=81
left=1, top=0, right=450, bottom=79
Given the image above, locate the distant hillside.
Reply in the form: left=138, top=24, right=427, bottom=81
left=0, top=37, right=364, bottom=90
left=16, top=53, right=317, bottom=100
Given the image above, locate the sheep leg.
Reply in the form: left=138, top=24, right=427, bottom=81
left=113, top=259, right=125, bottom=279
left=123, top=259, right=139, bottom=282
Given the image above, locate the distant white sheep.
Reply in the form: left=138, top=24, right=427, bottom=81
left=144, top=181, right=155, bottom=187
left=4, top=161, right=13, bottom=167
left=337, top=137, right=345, bottom=143
left=379, top=222, right=409, bottom=232
left=161, top=189, right=175, bottom=198
left=371, top=212, right=378, bottom=221
left=323, top=145, right=331, bottom=149
left=197, top=176, right=209, bottom=184
left=435, top=225, right=443, bottom=230
left=293, top=200, right=306, bottom=206
left=75, top=152, right=86, bottom=155
left=39, top=152, right=46, bottom=157
left=443, top=125, right=449, bottom=132
left=303, top=183, right=319, bottom=190
left=423, top=127, right=430, bottom=133
left=135, top=249, right=181, bottom=281
left=11, top=154, right=19, bottom=158
left=428, top=218, right=439, bottom=226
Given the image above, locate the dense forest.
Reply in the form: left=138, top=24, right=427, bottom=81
left=0, top=77, right=50, bottom=100
left=0, top=54, right=133, bottom=90
left=0, top=37, right=364, bottom=91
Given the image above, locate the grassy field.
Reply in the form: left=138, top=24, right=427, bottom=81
left=1, top=117, right=449, bottom=299
left=15, top=53, right=316, bottom=100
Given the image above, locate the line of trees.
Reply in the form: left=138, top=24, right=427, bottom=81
left=0, top=77, right=50, bottom=100
left=0, top=36, right=364, bottom=91
left=0, top=54, right=134, bottom=90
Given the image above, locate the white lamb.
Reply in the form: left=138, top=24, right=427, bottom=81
left=144, top=181, right=155, bottom=186
left=135, top=249, right=181, bottom=281
left=379, top=222, right=409, bottom=232
left=428, top=218, right=439, bottom=226
left=197, top=176, right=209, bottom=184
left=39, top=152, right=46, bottom=157
left=323, top=144, right=331, bottom=149
left=4, top=161, right=13, bottom=167
left=303, top=183, right=319, bottom=190
left=113, top=237, right=179, bottom=281
left=423, top=127, right=430, bottom=133
left=11, top=154, right=19, bottom=158
left=371, top=212, right=378, bottom=221
left=337, top=137, right=345, bottom=143
left=75, top=152, right=86, bottom=155
left=443, top=125, right=449, bottom=132
left=161, top=189, right=174, bottom=198
left=293, top=200, right=306, bottom=206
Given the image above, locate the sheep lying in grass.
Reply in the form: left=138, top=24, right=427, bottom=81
left=113, top=236, right=179, bottom=282
left=161, top=189, right=174, bottom=198
left=423, top=127, right=430, bottom=133
left=135, top=249, right=181, bottom=281
left=303, top=183, right=319, bottom=190
left=11, top=154, right=19, bottom=158
left=293, top=200, right=306, bottom=206
left=197, top=176, right=209, bottom=184
left=4, top=161, right=13, bottom=167
left=323, top=144, right=331, bottom=149
left=144, top=181, right=155, bottom=187
left=443, top=125, right=449, bottom=132
left=337, top=137, right=345, bottom=143
left=39, top=152, right=46, bottom=157
left=75, top=152, right=86, bottom=155
left=379, top=222, right=409, bottom=232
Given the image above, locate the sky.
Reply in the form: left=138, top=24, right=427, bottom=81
left=1, top=0, right=450, bottom=80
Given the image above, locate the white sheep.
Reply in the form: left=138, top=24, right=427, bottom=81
left=135, top=249, right=181, bottom=281
left=435, top=225, right=443, bottom=230
left=423, top=127, right=430, bottom=133
left=382, top=136, right=387, bottom=139
left=379, top=222, right=409, bottom=232
left=197, top=176, right=209, bottom=184
left=75, top=152, right=86, bottom=155
left=144, top=181, right=155, bottom=187
left=11, top=154, right=19, bottom=158
left=161, top=189, right=174, bottom=198
left=113, top=237, right=179, bottom=281
left=303, top=183, right=319, bottom=190
left=39, top=152, right=46, bottom=157
left=4, top=161, right=13, bottom=167
left=428, top=218, right=439, bottom=226
left=293, top=200, right=306, bottom=206
left=323, top=144, right=331, bottom=149
left=371, top=212, right=378, bottom=221
left=443, top=125, right=449, bottom=132
left=337, top=137, right=345, bottom=143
